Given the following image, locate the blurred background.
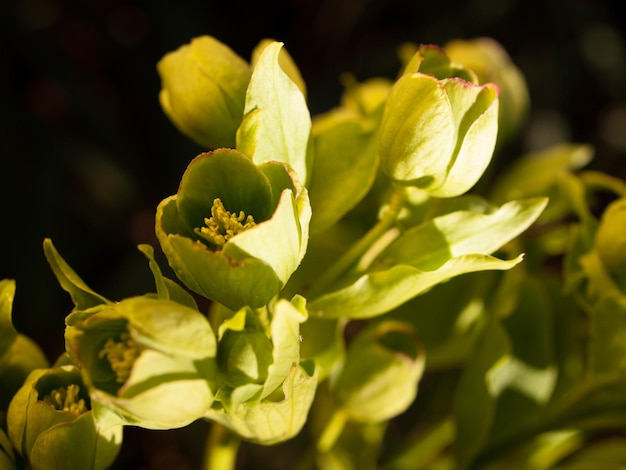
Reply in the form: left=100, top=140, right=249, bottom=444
left=0, top=0, right=624, bottom=468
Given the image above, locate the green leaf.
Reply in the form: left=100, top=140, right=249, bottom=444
left=490, top=144, right=593, bottom=212
left=378, top=198, right=548, bottom=271
left=308, top=109, right=379, bottom=233
left=309, top=198, right=546, bottom=319
left=482, top=278, right=558, bottom=454
left=309, top=254, right=523, bottom=319
left=237, top=41, right=312, bottom=184
left=42, top=239, right=111, bottom=310
left=137, top=244, right=198, bottom=310
left=453, top=319, right=511, bottom=469
left=0, top=279, right=17, bottom=356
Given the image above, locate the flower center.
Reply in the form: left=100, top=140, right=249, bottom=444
left=197, top=198, right=256, bottom=248
left=42, top=384, right=88, bottom=414
left=98, top=332, right=140, bottom=384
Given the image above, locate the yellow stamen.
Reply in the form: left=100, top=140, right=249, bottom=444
left=42, top=384, right=88, bottom=414
left=198, top=198, right=256, bottom=248
left=98, top=332, right=140, bottom=384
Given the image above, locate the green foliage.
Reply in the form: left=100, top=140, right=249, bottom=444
left=2, top=32, right=626, bottom=470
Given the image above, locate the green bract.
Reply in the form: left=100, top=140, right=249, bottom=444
left=157, top=35, right=251, bottom=149
left=156, top=148, right=311, bottom=310
left=64, top=296, right=217, bottom=430
left=6, top=366, right=122, bottom=470
left=378, top=72, right=499, bottom=197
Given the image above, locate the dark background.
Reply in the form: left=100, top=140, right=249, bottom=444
left=1, top=0, right=625, bottom=468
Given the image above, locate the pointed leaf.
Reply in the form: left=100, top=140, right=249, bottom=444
left=309, top=254, right=524, bottom=319
left=42, top=239, right=111, bottom=310
left=378, top=198, right=547, bottom=271
left=137, top=244, right=198, bottom=310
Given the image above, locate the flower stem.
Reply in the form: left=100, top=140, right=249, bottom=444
left=203, top=423, right=240, bottom=470
left=308, top=185, right=407, bottom=298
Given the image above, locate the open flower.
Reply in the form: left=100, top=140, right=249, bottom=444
left=64, top=296, right=217, bottom=430
left=378, top=72, right=499, bottom=197
left=7, top=366, right=122, bottom=470
left=156, top=148, right=311, bottom=310
left=157, top=35, right=251, bottom=149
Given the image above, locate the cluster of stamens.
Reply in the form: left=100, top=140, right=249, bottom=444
left=98, top=332, right=140, bottom=384
left=198, top=198, right=256, bottom=248
left=42, top=384, right=88, bottom=414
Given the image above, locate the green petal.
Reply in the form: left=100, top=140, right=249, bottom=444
left=378, top=73, right=456, bottom=187
left=156, top=196, right=282, bottom=310
left=177, top=149, right=274, bottom=231
left=119, top=297, right=216, bottom=359
left=93, top=376, right=214, bottom=430
left=260, top=297, right=308, bottom=400
left=237, top=41, right=312, bottom=184
left=29, top=412, right=121, bottom=470
left=430, top=80, right=499, bottom=197
left=204, top=362, right=318, bottom=445
left=227, top=189, right=305, bottom=284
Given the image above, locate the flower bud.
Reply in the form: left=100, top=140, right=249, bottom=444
left=332, top=321, right=424, bottom=422
left=7, top=366, right=122, bottom=470
left=445, top=37, right=529, bottom=145
left=156, top=148, right=311, bottom=310
left=379, top=72, right=499, bottom=197
left=64, top=296, right=217, bottom=430
left=157, top=35, right=251, bottom=149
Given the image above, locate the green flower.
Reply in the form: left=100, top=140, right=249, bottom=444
left=6, top=366, right=122, bottom=470
left=157, top=35, right=251, bottom=149
left=378, top=70, right=499, bottom=197
left=156, top=148, right=311, bottom=310
left=64, top=296, right=217, bottom=430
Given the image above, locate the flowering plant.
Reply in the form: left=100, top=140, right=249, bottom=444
left=2, top=33, right=626, bottom=470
